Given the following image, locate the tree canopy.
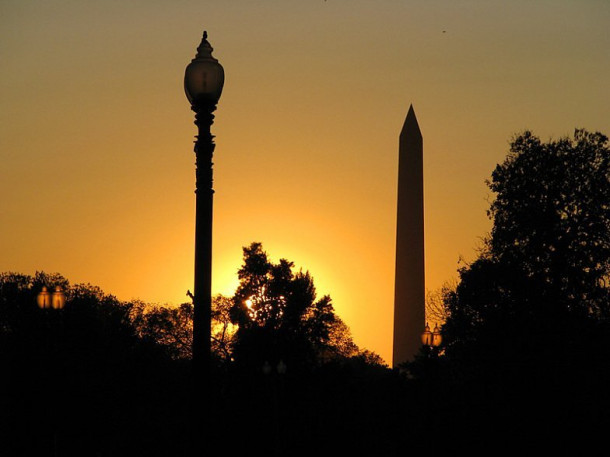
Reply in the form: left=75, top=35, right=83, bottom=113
left=229, top=242, right=359, bottom=371
left=0, top=271, right=192, bottom=456
left=442, top=129, right=610, bottom=363
left=400, top=130, right=610, bottom=449
left=0, top=260, right=387, bottom=455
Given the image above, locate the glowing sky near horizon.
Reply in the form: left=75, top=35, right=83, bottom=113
left=1, top=0, right=608, bottom=363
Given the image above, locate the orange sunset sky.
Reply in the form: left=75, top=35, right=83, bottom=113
left=1, top=1, right=608, bottom=363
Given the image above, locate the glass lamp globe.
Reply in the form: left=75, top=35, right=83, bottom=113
left=51, top=286, right=66, bottom=310
left=421, top=323, right=433, bottom=346
left=431, top=324, right=442, bottom=347
left=184, top=31, right=225, bottom=107
left=37, top=286, right=51, bottom=309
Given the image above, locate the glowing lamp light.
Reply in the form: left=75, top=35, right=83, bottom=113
left=431, top=324, right=442, bottom=347
left=51, top=286, right=66, bottom=310
left=37, top=286, right=51, bottom=309
left=422, top=323, right=443, bottom=348
left=184, top=31, right=225, bottom=107
left=37, top=286, right=66, bottom=310
left=421, top=323, right=433, bottom=346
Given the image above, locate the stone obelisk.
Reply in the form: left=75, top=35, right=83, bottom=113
left=392, top=104, right=425, bottom=367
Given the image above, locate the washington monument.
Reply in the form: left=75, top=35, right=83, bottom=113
left=392, top=105, right=425, bottom=367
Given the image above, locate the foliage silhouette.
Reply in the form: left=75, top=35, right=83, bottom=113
left=1, top=265, right=394, bottom=456
left=443, top=129, right=610, bottom=357
left=229, top=242, right=360, bottom=372
left=1, top=272, right=190, bottom=457
left=131, top=300, right=193, bottom=359
left=417, top=130, right=610, bottom=449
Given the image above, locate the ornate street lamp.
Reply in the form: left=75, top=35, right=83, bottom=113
left=184, top=29, right=224, bottom=446
left=421, top=323, right=442, bottom=348
left=184, top=30, right=224, bottom=379
left=421, top=323, right=433, bottom=346
left=184, top=31, right=225, bottom=108
left=37, top=286, right=66, bottom=310
left=36, top=285, right=66, bottom=455
left=431, top=324, right=442, bottom=347
left=37, top=286, right=51, bottom=309
left=52, top=286, right=66, bottom=310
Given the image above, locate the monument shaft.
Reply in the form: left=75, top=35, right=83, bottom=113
left=393, top=105, right=425, bottom=367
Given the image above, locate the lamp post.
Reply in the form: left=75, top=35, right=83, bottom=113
left=184, top=29, right=224, bottom=448
left=37, top=286, right=66, bottom=310
left=36, top=286, right=66, bottom=456
left=421, top=323, right=442, bottom=348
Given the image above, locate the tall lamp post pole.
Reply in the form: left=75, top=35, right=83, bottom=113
left=184, top=30, right=224, bottom=442
left=36, top=286, right=66, bottom=456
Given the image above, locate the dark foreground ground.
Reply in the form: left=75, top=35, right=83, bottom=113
left=4, top=350, right=609, bottom=456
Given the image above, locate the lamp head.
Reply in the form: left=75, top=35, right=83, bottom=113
left=431, top=324, right=442, bottom=347
left=421, top=323, right=433, bottom=346
left=184, top=31, right=225, bottom=108
left=37, top=286, right=51, bottom=309
left=51, top=286, right=66, bottom=310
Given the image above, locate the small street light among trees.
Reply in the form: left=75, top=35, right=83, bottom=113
left=421, top=323, right=442, bottom=348
left=36, top=285, right=66, bottom=456
left=37, top=286, right=66, bottom=310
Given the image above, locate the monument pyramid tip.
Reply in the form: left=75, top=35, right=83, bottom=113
left=401, top=104, right=421, bottom=138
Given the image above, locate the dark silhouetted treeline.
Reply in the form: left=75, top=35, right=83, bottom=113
left=1, top=265, right=397, bottom=457
left=408, top=130, right=610, bottom=451
left=1, top=272, right=191, bottom=456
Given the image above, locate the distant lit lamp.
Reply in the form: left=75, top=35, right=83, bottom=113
left=421, top=323, right=433, bottom=346
left=51, top=286, right=66, bottom=310
left=421, top=323, right=442, bottom=348
left=431, top=324, right=442, bottom=347
left=36, top=284, right=66, bottom=456
left=37, top=286, right=66, bottom=310
left=37, top=286, right=51, bottom=309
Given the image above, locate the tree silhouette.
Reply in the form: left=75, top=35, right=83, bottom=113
left=444, top=129, right=610, bottom=356
left=1, top=268, right=399, bottom=455
left=432, top=130, right=610, bottom=448
left=0, top=272, right=191, bottom=456
left=229, top=242, right=359, bottom=371
left=488, top=130, right=610, bottom=317
left=131, top=301, right=194, bottom=359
